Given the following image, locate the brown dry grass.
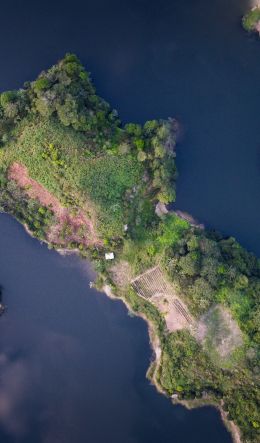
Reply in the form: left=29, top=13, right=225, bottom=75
left=110, top=261, right=133, bottom=288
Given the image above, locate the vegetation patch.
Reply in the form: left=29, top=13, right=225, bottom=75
left=8, top=162, right=101, bottom=247
left=242, top=7, right=260, bottom=33
left=0, top=172, right=55, bottom=240
left=0, top=54, right=259, bottom=442
left=80, top=154, right=143, bottom=236
left=196, top=305, right=244, bottom=368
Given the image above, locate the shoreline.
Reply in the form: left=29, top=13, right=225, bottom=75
left=5, top=213, right=242, bottom=443
left=102, top=284, right=241, bottom=443
left=0, top=51, right=257, bottom=443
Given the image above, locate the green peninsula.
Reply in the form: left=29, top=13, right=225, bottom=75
left=0, top=55, right=259, bottom=443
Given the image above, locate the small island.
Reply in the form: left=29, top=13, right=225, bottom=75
left=242, top=6, right=260, bottom=34
left=0, top=55, right=259, bottom=443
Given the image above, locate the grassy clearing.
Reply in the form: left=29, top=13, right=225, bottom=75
left=1, top=117, right=87, bottom=201
left=197, top=306, right=245, bottom=369
left=80, top=154, right=143, bottom=236
left=1, top=116, right=143, bottom=236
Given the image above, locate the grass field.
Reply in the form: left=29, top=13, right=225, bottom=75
left=1, top=116, right=143, bottom=236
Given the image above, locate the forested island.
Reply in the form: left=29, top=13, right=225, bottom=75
left=0, top=55, right=259, bottom=443
left=242, top=6, right=260, bottom=33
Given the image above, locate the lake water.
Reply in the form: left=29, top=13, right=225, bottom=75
left=0, top=0, right=259, bottom=441
left=0, top=214, right=231, bottom=443
left=1, top=0, right=260, bottom=254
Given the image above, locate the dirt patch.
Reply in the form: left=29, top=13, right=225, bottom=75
left=131, top=266, right=193, bottom=332
left=8, top=162, right=102, bottom=247
left=155, top=202, right=168, bottom=218
left=173, top=210, right=204, bottom=229
left=151, top=293, right=193, bottom=332
left=196, top=305, right=243, bottom=361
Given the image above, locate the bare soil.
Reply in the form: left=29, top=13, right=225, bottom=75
left=8, top=162, right=102, bottom=247
left=151, top=292, right=193, bottom=332
left=130, top=265, right=193, bottom=332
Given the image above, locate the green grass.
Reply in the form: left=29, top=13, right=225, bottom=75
left=120, top=213, right=190, bottom=275
left=157, top=213, right=189, bottom=248
left=242, top=8, right=260, bottom=32
left=80, top=155, right=143, bottom=236
left=1, top=116, right=143, bottom=236
left=201, top=306, right=245, bottom=369
left=1, top=117, right=87, bottom=202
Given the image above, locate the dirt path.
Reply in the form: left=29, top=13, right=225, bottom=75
left=8, top=162, right=102, bottom=247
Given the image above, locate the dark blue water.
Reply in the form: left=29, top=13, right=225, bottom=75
left=0, top=0, right=259, bottom=441
left=0, top=0, right=259, bottom=254
left=0, top=215, right=231, bottom=443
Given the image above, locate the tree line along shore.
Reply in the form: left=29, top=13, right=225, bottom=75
left=0, top=55, right=259, bottom=443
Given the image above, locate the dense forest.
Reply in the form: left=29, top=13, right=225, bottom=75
left=118, top=212, right=260, bottom=442
left=0, top=53, right=177, bottom=239
left=0, top=55, right=259, bottom=443
left=160, top=221, right=260, bottom=441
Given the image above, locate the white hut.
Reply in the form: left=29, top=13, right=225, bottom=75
left=105, top=252, right=114, bottom=260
